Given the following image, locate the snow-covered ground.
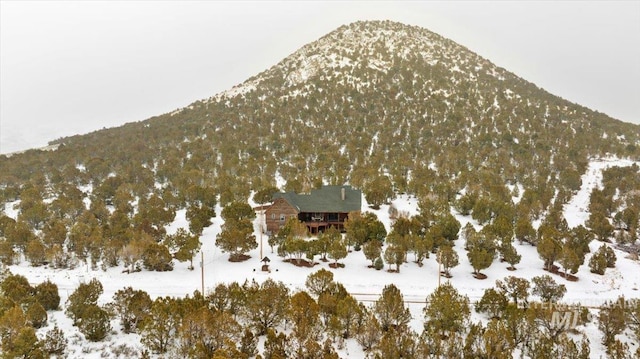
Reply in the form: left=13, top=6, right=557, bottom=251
left=4, top=157, right=640, bottom=357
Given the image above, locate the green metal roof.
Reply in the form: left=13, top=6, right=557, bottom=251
left=272, top=185, right=362, bottom=213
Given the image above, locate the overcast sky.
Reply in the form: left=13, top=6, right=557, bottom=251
left=1, top=1, right=639, bottom=154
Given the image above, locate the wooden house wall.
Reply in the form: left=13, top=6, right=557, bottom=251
left=265, top=198, right=299, bottom=234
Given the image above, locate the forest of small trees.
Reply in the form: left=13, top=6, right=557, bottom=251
left=2, top=267, right=640, bottom=358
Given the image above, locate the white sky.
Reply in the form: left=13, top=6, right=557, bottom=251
left=1, top=1, right=639, bottom=154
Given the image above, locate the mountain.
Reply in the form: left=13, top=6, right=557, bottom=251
left=2, top=20, right=640, bottom=358
left=1, top=20, right=639, bottom=208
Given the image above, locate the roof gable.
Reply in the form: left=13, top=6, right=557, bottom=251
left=272, top=185, right=362, bottom=213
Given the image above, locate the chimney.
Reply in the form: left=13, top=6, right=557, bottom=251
left=341, top=187, right=346, bottom=201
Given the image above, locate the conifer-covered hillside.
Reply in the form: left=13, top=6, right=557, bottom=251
left=1, top=20, right=639, bottom=209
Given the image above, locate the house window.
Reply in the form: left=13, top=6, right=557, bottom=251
left=328, top=213, right=338, bottom=221
left=280, top=214, right=285, bottom=222
left=271, top=213, right=275, bottom=220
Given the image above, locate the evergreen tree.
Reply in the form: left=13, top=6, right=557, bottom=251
left=476, top=287, right=508, bottom=319
left=514, top=216, right=536, bottom=245
left=239, top=327, right=258, bottom=358
left=355, top=312, right=382, bottom=351
left=288, top=291, right=322, bottom=344
left=335, top=295, right=363, bottom=339
left=305, top=269, right=334, bottom=298
left=500, top=240, right=521, bottom=270
left=496, top=276, right=530, bottom=307
left=589, top=249, right=608, bottom=275
left=383, top=244, right=406, bottom=272
left=537, top=232, right=562, bottom=271
left=42, top=325, right=67, bottom=356
left=108, top=287, right=152, bottom=334
left=78, top=304, right=111, bottom=342
left=34, top=279, right=60, bottom=311
left=25, top=301, right=47, bottom=328
left=327, top=237, right=347, bottom=267
left=423, top=282, right=470, bottom=338
left=626, top=298, right=640, bottom=344
left=142, top=242, right=174, bottom=271
left=216, top=218, right=257, bottom=261
left=140, top=296, right=180, bottom=354
left=374, top=284, right=411, bottom=331
left=436, top=245, right=459, bottom=277
left=374, top=325, right=418, bottom=358
left=362, top=240, right=382, bottom=267
left=263, top=328, right=288, bottom=359
left=467, top=245, right=494, bottom=277
left=66, top=278, right=103, bottom=326
left=164, top=228, right=201, bottom=269
left=559, top=243, right=581, bottom=277
left=599, top=297, right=626, bottom=346
left=241, top=279, right=290, bottom=335
left=531, top=275, right=566, bottom=303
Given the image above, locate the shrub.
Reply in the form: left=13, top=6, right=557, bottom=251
left=374, top=257, right=384, bottom=270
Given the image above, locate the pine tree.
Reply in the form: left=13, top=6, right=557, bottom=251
left=599, top=297, right=626, bottom=346
left=537, top=233, right=562, bottom=271
left=468, top=246, right=494, bottom=277
left=25, top=301, right=47, bottom=328
left=164, top=228, right=201, bottom=269
left=362, top=240, right=382, bottom=267
left=240, top=327, right=258, bottom=358
left=140, top=296, right=180, bottom=354
left=289, top=291, right=322, bottom=342
left=216, top=218, right=257, bottom=261
left=66, top=278, right=104, bottom=326
left=178, top=307, right=242, bottom=358
left=423, top=282, right=470, bottom=338
left=589, top=251, right=607, bottom=274
left=383, top=244, right=406, bottom=272
left=482, top=319, right=515, bottom=359
left=327, top=238, right=347, bottom=267
left=436, top=245, right=459, bottom=277
left=221, top=201, right=256, bottom=222
left=335, top=295, right=363, bottom=339
left=34, top=279, right=60, bottom=311
left=0, top=273, right=34, bottom=305
left=374, top=284, right=411, bottom=332
left=78, top=304, right=111, bottom=342
left=496, top=276, right=530, bottom=307
left=241, top=279, right=290, bottom=335
left=500, top=240, right=521, bottom=269
left=305, top=269, right=334, bottom=297
left=626, top=298, right=640, bottom=344
left=374, top=325, right=418, bottom=358
left=263, top=328, right=288, bottom=359
left=43, top=325, right=67, bottom=356
left=109, top=287, right=152, bottom=334
left=142, top=242, right=174, bottom=271
left=531, top=275, right=566, bottom=303
left=476, top=288, right=508, bottom=319
left=514, top=217, right=536, bottom=245
left=559, top=243, right=581, bottom=277
left=355, top=313, right=382, bottom=351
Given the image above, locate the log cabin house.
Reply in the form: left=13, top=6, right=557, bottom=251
left=265, top=185, right=362, bottom=234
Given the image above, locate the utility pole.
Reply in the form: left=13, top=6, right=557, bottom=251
left=200, top=250, right=204, bottom=295
left=259, top=213, right=263, bottom=260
